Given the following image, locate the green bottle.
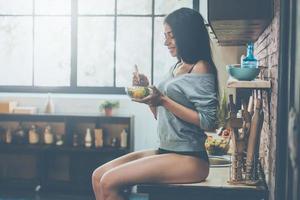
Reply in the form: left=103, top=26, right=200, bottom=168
left=242, top=42, right=258, bottom=68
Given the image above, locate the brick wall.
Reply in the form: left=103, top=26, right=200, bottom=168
left=254, top=0, right=280, bottom=199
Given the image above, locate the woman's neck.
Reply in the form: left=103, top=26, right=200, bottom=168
left=173, top=61, right=196, bottom=76
left=180, top=61, right=196, bottom=70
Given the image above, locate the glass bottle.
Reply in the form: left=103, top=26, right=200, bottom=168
left=55, top=134, right=63, bottom=146
left=111, top=137, right=118, bottom=147
left=85, top=128, right=92, bottom=148
left=5, top=128, right=12, bottom=144
left=94, top=128, right=103, bottom=148
left=73, top=133, right=79, bottom=147
left=29, top=125, right=39, bottom=144
left=44, top=125, right=54, bottom=145
left=14, top=123, right=26, bottom=144
left=242, top=42, right=258, bottom=68
left=120, top=129, right=127, bottom=148
left=44, top=93, right=55, bottom=114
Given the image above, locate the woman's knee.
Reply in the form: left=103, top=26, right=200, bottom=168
left=99, top=171, right=120, bottom=197
left=92, top=166, right=108, bottom=185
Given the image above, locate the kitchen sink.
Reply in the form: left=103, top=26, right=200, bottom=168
left=209, top=156, right=231, bottom=168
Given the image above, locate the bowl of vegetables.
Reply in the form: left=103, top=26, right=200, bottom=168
left=125, top=86, right=151, bottom=99
left=205, top=136, right=230, bottom=156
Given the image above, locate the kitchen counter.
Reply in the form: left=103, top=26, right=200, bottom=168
left=137, top=167, right=267, bottom=200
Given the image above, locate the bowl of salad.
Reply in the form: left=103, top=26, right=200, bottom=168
left=125, top=86, right=151, bottom=99
left=205, top=136, right=230, bottom=156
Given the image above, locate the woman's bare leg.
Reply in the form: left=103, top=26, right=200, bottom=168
left=92, top=149, right=157, bottom=200
left=99, top=153, right=209, bottom=200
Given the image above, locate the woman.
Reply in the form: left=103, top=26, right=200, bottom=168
left=92, top=7, right=219, bottom=200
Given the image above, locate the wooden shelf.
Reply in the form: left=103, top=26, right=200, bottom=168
left=0, top=113, right=132, bottom=123
left=0, top=113, right=134, bottom=194
left=227, top=78, right=271, bottom=89
left=208, top=0, right=272, bottom=46
left=0, top=144, right=129, bottom=154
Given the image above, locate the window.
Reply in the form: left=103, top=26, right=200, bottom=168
left=0, top=0, right=194, bottom=94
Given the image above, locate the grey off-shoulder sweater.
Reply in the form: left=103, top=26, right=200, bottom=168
left=156, top=66, right=218, bottom=152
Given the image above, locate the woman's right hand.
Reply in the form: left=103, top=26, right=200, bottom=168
left=132, top=73, right=149, bottom=86
left=131, top=86, right=163, bottom=107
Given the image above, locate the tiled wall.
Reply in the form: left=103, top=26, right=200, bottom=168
left=254, top=0, right=280, bottom=199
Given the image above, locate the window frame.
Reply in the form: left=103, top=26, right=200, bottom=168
left=0, top=0, right=198, bottom=94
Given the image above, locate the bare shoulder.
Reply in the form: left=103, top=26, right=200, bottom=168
left=191, top=60, right=210, bottom=74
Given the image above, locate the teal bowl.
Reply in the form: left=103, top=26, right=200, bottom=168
left=226, top=65, right=260, bottom=81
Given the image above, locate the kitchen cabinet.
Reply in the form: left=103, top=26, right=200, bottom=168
left=208, top=0, right=273, bottom=46
left=0, top=113, right=134, bottom=195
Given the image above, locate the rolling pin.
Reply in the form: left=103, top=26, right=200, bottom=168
left=247, top=95, right=254, bottom=116
left=242, top=100, right=252, bottom=140
left=242, top=100, right=252, bottom=173
left=228, top=94, right=243, bottom=181
left=245, top=98, right=264, bottom=181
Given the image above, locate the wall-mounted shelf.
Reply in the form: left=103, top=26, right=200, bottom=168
left=208, top=0, right=273, bottom=46
left=227, top=78, right=271, bottom=89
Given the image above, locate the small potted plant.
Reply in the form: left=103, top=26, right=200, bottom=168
left=100, top=101, right=119, bottom=116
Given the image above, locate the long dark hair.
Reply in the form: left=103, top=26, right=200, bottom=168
left=164, top=8, right=219, bottom=96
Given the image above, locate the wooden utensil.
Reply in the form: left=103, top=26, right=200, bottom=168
left=242, top=100, right=252, bottom=139
left=247, top=95, right=254, bottom=116
left=227, top=94, right=244, bottom=182
left=245, top=98, right=264, bottom=181
left=134, top=64, right=140, bottom=85
left=242, top=100, right=252, bottom=175
left=228, top=94, right=237, bottom=118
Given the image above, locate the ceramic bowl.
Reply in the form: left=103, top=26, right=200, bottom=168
left=226, top=64, right=260, bottom=81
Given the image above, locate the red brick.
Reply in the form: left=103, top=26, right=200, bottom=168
left=254, top=2, right=279, bottom=199
left=270, top=66, right=278, bottom=79
left=257, top=48, right=268, bottom=59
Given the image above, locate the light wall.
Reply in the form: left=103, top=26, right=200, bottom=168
left=211, top=41, right=245, bottom=97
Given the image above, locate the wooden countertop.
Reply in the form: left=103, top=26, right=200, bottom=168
left=137, top=167, right=267, bottom=200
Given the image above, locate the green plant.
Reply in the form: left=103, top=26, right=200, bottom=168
left=216, top=89, right=228, bottom=128
left=100, top=100, right=119, bottom=110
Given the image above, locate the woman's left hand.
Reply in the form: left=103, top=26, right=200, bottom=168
left=132, top=86, right=164, bottom=106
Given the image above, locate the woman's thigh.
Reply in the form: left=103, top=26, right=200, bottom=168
left=101, top=153, right=209, bottom=188
left=93, top=149, right=157, bottom=176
